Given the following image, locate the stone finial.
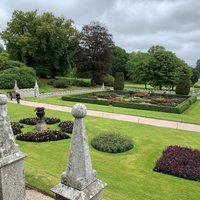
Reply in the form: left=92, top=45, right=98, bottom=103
left=102, top=83, right=104, bottom=90
left=13, top=80, right=19, bottom=90
left=72, top=103, right=87, bottom=118
left=34, top=80, right=39, bottom=88
left=34, top=80, right=40, bottom=97
left=52, top=103, right=107, bottom=200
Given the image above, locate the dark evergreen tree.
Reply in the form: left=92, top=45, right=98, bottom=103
left=175, top=73, right=191, bottom=95
left=114, top=72, right=124, bottom=90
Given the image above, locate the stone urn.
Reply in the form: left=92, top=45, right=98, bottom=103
left=35, top=107, right=45, bottom=119
left=35, top=107, right=47, bottom=131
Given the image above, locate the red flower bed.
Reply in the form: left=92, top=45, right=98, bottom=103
left=154, top=145, right=200, bottom=181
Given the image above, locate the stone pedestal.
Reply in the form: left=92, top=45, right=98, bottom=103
left=36, top=120, right=47, bottom=131
left=52, top=104, right=106, bottom=200
left=0, top=94, right=27, bottom=200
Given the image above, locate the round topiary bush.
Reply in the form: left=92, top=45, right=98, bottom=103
left=11, top=122, right=24, bottom=135
left=19, top=117, right=60, bottom=125
left=58, top=121, right=74, bottom=133
left=91, top=133, right=134, bottom=153
left=16, top=130, right=70, bottom=142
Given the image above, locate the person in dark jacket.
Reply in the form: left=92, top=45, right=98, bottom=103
left=16, top=93, right=21, bottom=104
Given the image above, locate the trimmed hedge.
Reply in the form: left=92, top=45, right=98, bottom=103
left=91, top=133, right=134, bottom=153
left=62, top=96, right=110, bottom=106
left=62, top=93, right=197, bottom=114
left=112, top=95, right=196, bottom=114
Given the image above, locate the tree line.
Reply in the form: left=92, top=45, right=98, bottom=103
left=0, top=10, right=199, bottom=89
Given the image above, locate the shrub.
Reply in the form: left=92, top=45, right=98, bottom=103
left=91, top=133, right=134, bottom=153
left=0, top=66, right=37, bottom=89
left=114, top=72, right=124, bottom=90
left=11, top=122, right=24, bottom=135
left=0, top=74, right=19, bottom=89
left=175, top=73, right=191, bottom=95
left=47, top=79, right=56, bottom=85
left=16, top=130, right=70, bottom=142
left=19, top=117, right=60, bottom=125
left=53, top=79, right=68, bottom=88
left=154, top=146, right=200, bottom=181
left=58, top=121, right=74, bottom=133
left=102, top=74, right=114, bottom=86
left=71, top=79, right=91, bottom=87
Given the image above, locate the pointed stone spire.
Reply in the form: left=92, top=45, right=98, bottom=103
left=13, top=80, right=19, bottom=90
left=0, top=94, right=27, bottom=200
left=52, top=103, right=107, bottom=200
left=102, top=82, right=104, bottom=90
left=0, top=94, right=19, bottom=158
left=34, top=80, right=40, bottom=97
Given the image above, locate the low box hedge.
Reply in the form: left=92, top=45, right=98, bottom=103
left=62, top=94, right=197, bottom=114
left=62, top=96, right=110, bottom=106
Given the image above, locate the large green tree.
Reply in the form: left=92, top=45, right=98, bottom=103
left=77, top=21, right=114, bottom=84
left=0, top=10, right=79, bottom=78
left=111, top=46, right=128, bottom=78
left=126, top=52, right=150, bottom=88
left=146, top=50, right=191, bottom=90
left=148, top=45, right=165, bottom=55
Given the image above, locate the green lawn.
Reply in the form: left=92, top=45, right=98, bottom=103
left=27, top=96, right=200, bottom=125
left=8, top=103, right=200, bottom=200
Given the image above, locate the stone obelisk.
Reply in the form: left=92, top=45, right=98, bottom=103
left=52, top=103, right=106, bottom=200
left=0, top=94, right=27, bottom=200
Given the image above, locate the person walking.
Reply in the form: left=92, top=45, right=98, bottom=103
left=16, top=93, right=21, bottom=104
left=9, top=91, right=13, bottom=101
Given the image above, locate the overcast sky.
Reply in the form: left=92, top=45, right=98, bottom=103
left=0, top=0, right=199, bottom=66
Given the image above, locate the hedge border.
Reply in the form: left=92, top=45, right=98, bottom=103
left=62, top=93, right=197, bottom=114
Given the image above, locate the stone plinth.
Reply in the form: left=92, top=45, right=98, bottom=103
left=0, top=94, right=27, bottom=200
left=52, top=104, right=107, bottom=200
left=36, top=119, right=47, bottom=131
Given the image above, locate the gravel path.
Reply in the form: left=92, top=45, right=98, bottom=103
left=26, top=189, right=54, bottom=200
left=9, top=100, right=200, bottom=133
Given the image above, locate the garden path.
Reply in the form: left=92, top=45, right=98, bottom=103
left=26, top=188, right=54, bottom=200
left=10, top=100, right=200, bottom=133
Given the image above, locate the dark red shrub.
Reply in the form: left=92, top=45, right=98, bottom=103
left=11, top=122, right=24, bottom=135
left=154, top=146, right=200, bottom=181
left=58, top=121, right=74, bottom=133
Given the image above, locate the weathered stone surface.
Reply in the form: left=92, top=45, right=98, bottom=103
left=0, top=94, right=27, bottom=200
left=36, top=119, right=47, bottom=131
left=0, top=94, right=19, bottom=158
left=52, top=103, right=106, bottom=200
left=52, top=179, right=106, bottom=200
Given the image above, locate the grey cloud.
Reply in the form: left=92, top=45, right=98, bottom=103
left=0, top=0, right=199, bottom=65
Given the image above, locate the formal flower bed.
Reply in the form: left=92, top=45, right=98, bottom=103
left=58, top=121, right=74, bottom=133
left=16, top=130, right=70, bottom=142
left=91, top=133, right=134, bottom=153
left=154, top=146, right=200, bottom=181
left=19, top=117, right=60, bottom=125
left=62, top=91, right=197, bottom=113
